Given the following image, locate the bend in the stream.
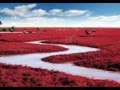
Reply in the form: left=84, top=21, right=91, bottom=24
left=0, top=40, right=120, bottom=83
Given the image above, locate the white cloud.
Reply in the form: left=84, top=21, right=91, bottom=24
left=0, top=17, right=68, bottom=27
left=1, top=4, right=120, bottom=27
left=14, top=3, right=37, bottom=12
left=1, top=15, right=120, bottom=27
left=49, top=9, right=63, bottom=15
left=49, top=9, right=88, bottom=16
left=63, top=10, right=88, bottom=16
left=0, top=4, right=48, bottom=18
left=0, top=4, right=37, bottom=17
left=89, top=15, right=120, bottom=22
left=0, top=4, right=89, bottom=18
left=76, top=15, right=120, bottom=27
left=32, top=9, right=48, bottom=16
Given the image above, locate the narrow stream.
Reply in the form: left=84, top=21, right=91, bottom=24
left=0, top=41, right=120, bottom=83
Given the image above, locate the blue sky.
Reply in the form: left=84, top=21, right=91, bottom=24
left=0, top=3, right=120, bottom=27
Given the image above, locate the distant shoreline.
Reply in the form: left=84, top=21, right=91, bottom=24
left=1, top=27, right=120, bottom=28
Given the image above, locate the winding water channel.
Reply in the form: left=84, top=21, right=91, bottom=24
left=0, top=41, right=120, bottom=83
